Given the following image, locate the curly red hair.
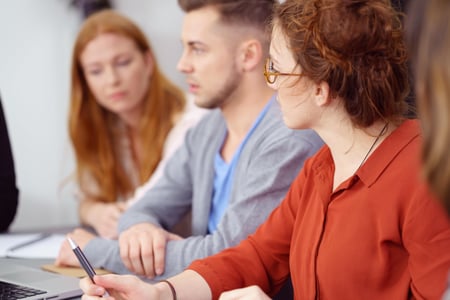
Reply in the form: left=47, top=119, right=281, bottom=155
left=274, top=0, right=410, bottom=127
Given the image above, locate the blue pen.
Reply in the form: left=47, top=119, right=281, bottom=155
left=67, top=237, right=109, bottom=297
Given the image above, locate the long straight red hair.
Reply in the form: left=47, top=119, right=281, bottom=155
left=69, top=10, right=185, bottom=202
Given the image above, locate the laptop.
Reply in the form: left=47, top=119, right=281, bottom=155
left=0, top=260, right=82, bottom=299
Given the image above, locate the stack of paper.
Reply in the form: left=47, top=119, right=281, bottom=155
left=0, top=233, right=66, bottom=259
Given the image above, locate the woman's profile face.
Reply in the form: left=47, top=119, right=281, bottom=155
left=80, top=33, right=153, bottom=121
left=268, top=25, right=318, bottom=130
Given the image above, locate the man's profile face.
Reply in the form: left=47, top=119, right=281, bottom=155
left=177, top=6, right=241, bottom=109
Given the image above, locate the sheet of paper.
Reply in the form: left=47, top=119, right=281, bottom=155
left=0, top=233, right=42, bottom=257
left=3, top=234, right=66, bottom=259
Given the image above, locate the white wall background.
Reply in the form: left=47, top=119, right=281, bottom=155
left=0, top=0, right=185, bottom=231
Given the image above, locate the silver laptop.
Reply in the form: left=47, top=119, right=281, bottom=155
left=0, top=260, right=82, bottom=299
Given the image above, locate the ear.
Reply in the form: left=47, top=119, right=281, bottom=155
left=144, top=51, right=154, bottom=77
left=238, top=39, right=263, bottom=72
left=314, top=81, right=331, bottom=107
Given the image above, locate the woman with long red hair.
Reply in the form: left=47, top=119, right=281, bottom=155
left=68, top=10, right=203, bottom=239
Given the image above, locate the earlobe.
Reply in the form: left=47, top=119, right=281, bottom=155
left=315, top=82, right=331, bottom=106
left=241, top=39, right=262, bottom=72
left=144, top=51, right=154, bottom=76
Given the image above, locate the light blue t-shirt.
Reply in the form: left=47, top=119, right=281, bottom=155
left=208, top=98, right=274, bottom=232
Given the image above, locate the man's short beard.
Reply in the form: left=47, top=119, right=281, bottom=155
left=201, top=69, right=241, bottom=109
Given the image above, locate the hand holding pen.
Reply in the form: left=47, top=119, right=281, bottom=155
left=67, top=237, right=110, bottom=297
left=69, top=237, right=174, bottom=299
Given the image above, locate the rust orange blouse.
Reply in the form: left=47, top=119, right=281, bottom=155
left=189, top=120, right=450, bottom=300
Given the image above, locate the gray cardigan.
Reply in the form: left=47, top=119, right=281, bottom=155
left=84, top=101, right=323, bottom=280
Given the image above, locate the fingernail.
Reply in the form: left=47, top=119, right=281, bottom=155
left=156, top=268, right=162, bottom=275
left=95, top=287, right=104, bottom=295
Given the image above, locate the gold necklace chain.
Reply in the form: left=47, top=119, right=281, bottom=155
left=357, top=122, right=389, bottom=171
